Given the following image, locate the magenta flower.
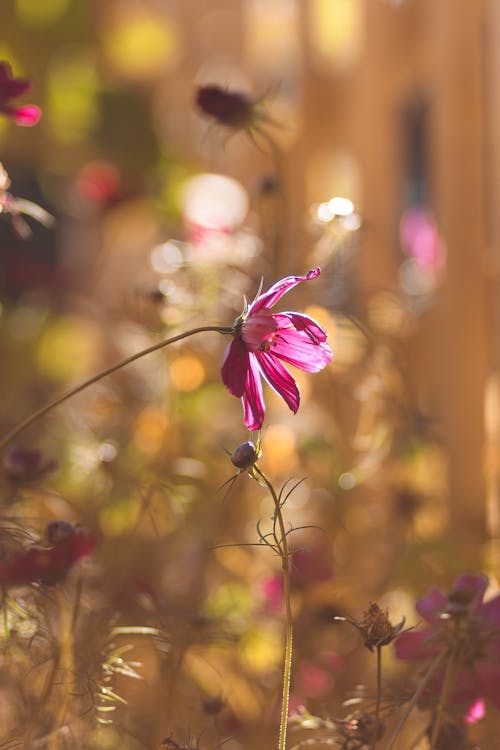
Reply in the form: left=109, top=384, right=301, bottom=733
left=221, top=268, right=333, bottom=430
left=395, top=574, right=500, bottom=715
left=0, top=62, right=41, bottom=126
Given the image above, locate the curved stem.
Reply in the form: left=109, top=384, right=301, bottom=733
left=0, top=325, right=233, bottom=453
left=255, top=466, right=293, bottom=750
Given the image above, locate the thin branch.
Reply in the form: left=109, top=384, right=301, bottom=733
left=0, top=325, right=233, bottom=453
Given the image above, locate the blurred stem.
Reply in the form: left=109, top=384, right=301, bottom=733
left=48, top=588, right=73, bottom=750
left=0, top=325, right=233, bottom=453
left=428, top=647, right=457, bottom=750
left=372, top=645, right=382, bottom=749
left=255, top=466, right=293, bottom=750
left=255, top=128, right=287, bottom=277
left=385, top=649, right=448, bottom=750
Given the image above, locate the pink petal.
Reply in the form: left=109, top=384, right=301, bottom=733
left=13, top=104, right=41, bottom=126
left=271, top=325, right=333, bottom=373
left=242, top=353, right=265, bottom=430
left=394, top=629, right=441, bottom=660
left=276, top=311, right=328, bottom=343
left=416, top=586, right=448, bottom=624
left=221, top=337, right=249, bottom=398
left=465, top=698, right=485, bottom=724
left=481, top=594, right=500, bottom=625
left=256, top=351, right=300, bottom=413
left=249, top=268, right=321, bottom=314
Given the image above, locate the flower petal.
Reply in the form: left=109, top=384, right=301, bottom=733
left=12, top=104, right=41, bottom=126
left=242, top=353, right=265, bottom=430
left=270, top=322, right=333, bottom=373
left=452, top=573, right=489, bottom=611
left=416, top=586, right=448, bottom=624
left=249, top=268, right=321, bottom=314
left=481, top=594, right=500, bottom=625
left=394, top=629, right=441, bottom=660
left=221, top=337, right=249, bottom=398
left=476, top=660, right=500, bottom=709
left=276, top=312, right=328, bottom=342
left=256, top=351, right=300, bottom=413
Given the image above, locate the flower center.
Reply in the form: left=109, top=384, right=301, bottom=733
left=242, top=311, right=278, bottom=352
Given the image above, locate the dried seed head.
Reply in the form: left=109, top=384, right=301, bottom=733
left=336, top=602, right=407, bottom=651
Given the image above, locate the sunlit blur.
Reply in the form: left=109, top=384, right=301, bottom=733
left=46, top=48, right=99, bottom=143
left=182, top=173, right=249, bottom=233
left=15, top=0, right=70, bottom=26
left=102, top=6, right=179, bottom=80
left=308, top=0, right=363, bottom=70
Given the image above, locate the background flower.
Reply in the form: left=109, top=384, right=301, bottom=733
left=395, top=574, right=500, bottom=715
left=0, top=61, right=40, bottom=126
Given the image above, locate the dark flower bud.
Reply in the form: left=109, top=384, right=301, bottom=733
left=47, top=520, right=75, bottom=545
left=196, top=85, right=254, bottom=127
left=202, top=695, right=224, bottom=715
left=231, top=441, right=259, bottom=469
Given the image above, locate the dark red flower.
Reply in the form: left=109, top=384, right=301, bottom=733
left=0, top=62, right=41, bottom=126
left=395, top=574, right=500, bottom=715
left=0, top=525, right=96, bottom=586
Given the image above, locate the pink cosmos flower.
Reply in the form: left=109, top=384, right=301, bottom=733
left=221, top=268, right=333, bottom=430
left=0, top=61, right=41, bottom=126
left=394, top=574, right=500, bottom=716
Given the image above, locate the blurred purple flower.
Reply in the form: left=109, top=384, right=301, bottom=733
left=0, top=62, right=41, bottom=126
left=2, top=446, right=57, bottom=483
left=221, top=268, right=333, bottom=430
left=395, top=574, right=500, bottom=715
left=0, top=525, right=96, bottom=586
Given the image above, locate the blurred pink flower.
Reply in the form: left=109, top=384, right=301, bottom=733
left=221, top=268, right=333, bottom=430
left=0, top=526, right=96, bottom=586
left=0, top=62, right=41, bottom=126
left=400, top=207, right=445, bottom=271
left=395, top=574, right=500, bottom=716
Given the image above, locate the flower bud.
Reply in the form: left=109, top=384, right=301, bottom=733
left=230, top=441, right=259, bottom=469
left=47, top=520, right=75, bottom=545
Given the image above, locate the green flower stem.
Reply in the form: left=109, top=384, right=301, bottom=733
left=255, top=466, right=293, bottom=750
left=385, top=649, right=448, bottom=750
left=0, top=325, right=233, bottom=453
